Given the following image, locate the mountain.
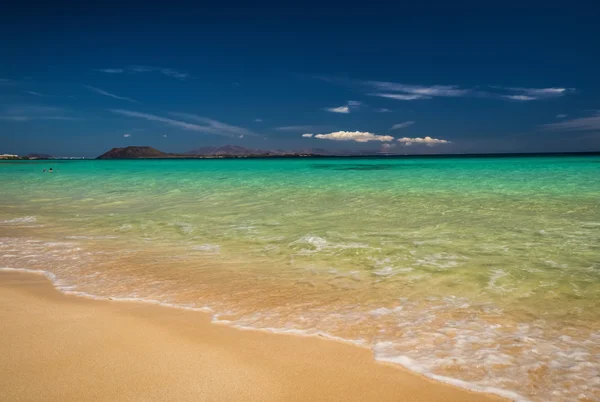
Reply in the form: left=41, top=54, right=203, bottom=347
left=26, top=153, right=53, bottom=159
left=299, top=147, right=338, bottom=156
left=97, top=145, right=330, bottom=159
left=97, top=146, right=169, bottom=159
left=186, top=145, right=337, bottom=156
left=185, top=145, right=267, bottom=156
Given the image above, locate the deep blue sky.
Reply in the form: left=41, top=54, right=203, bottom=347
left=1, top=2, right=599, bottom=156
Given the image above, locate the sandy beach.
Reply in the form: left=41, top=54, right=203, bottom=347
left=0, top=271, right=500, bottom=402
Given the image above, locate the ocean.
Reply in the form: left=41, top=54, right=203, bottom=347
left=1, top=155, right=599, bottom=401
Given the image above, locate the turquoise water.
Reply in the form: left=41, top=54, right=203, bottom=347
left=1, top=156, right=600, bottom=401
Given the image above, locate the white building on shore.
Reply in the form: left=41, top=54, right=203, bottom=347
left=0, top=154, right=19, bottom=159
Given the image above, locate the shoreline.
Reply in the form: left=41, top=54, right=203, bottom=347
left=0, top=269, right=503, bottom=401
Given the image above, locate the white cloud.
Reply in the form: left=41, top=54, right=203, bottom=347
left=170, top=112, right=257, bottom=137
left=96, top=68, right=124, bottom=73
left=368, top=93, right=427, bottom=101
left=367, top=81, right=470, bottom=98
left=556, top=114, right=567, bottom=118
left=85, top=85, right=138, bottom=103
left=163, top=134, right=168, bottom=137
left=503, top=95, right=537, bottom=101
left=112, top=110, right=223, bottom=134
left=277, top=125, right=326, bottom=132
left=255, top=118, right=263, bottom=122
left=325, top=106, right=350, bottom=113
left=365, top=81, right=469, bottom=101
left=496, top=87, right=572, bottom=101
left=541, top=111, right=600, bottom=131
left=376, top=108, right=391, bottom=113
left=111, top=109, right=255, bottom=137
left=0, top=116, right=80, bottom=121
left=157, top=68, right=189, bottom=80
left=96, top=66, right=189, bottom=79
left=25, top=91, right=43, bottom=96
left=318, top=76, right=574, bottom=102
left=505, top=87, right=569, bottom=98
left=0, top=78, right=17, bottom=86
left=5, top=106, right=64, bottom=114
left=397, top=136, right=451, bottom=146
left=307, top=131, right=394, bottom=142
left=381, top=143, right=396, bottom=150
left=302, top=133, right=314, bottom=138
left=0, top=105, right=80, bottom=121
left=239, top=134, right=244, bottom=138
left=0, top=116, right=29, bottom=121
left=391, top=121, right=415, bottom=130
left=325, top=100, right=361, bottom=113
left=129, top=66, right=189, bottom=79
left=41, top=116, right=81, bottom=121
left=124, top=133, right=132, bottom=138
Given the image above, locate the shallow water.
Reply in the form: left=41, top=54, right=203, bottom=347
left=1, top=156, right=599, bottom=401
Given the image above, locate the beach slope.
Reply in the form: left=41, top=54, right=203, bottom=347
left=0, top=271, right=500, bottom=402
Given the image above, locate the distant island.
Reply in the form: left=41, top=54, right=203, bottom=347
left=6, top=147, right=596, bottom=161
left=96, top=146, right=327, bottom=159
left=0, top=153, right=54, bottom=160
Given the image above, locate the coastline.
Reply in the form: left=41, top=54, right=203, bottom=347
left=0, top=270, right=502, bottom=402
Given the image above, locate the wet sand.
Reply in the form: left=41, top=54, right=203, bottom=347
left=0, top=271, right=501, bottom=402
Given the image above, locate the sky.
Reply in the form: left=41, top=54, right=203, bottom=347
left=1, top=2, right=600, bottom=157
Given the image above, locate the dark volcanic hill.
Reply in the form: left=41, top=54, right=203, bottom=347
left=97, top=146, right=168, bottom=159
left=97, top=145, right=325, bottom=159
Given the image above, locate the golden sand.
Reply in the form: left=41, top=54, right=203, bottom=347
left=0, top=271, right=501, bottom=401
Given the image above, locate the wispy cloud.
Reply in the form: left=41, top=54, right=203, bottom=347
left=41, top=116, right=81, bottom=121
left=503, top=87, right=570, bottom=100
left=95, top=68, right=125, bottom=73
left=255, top=118, right=263, bottom=122
left=376, top=108, right=391, bottom=113
left=369, top=93, right=426, bottom=101
left=276, top=125, right=327, bottom=132
left=123, top=133, right=132, bottom=138
left=111, top=109, right=255, bottom=137
left=0, top=116, right=80, bottom=122
left=368, top=81, right=470, bottom=98
left=95, top=66, right=190, bottom=79
left=397, top=136, right=451, bottom=146
left=0, top=78, right=17, bottom=86
left=322, top=77, right=470, bottom=101
left=85, top=85, right=138, bottom=103
left=495, top=87, right=572, bottom=101
left=541, top=111, right=600, bottom=131
left=317, top=76, right=574, bottom=102
left=131, top=66, right=189, bottom=79
left=24, top=91, right=43, bottom=97
left=324, top=100, right=361, bottom=113
left=556, top=114, right=567, bottom=118
left=170, top=112, right=257, bottom=137
left=503, top=95, right=537, bottom=101
left=390, top=121, right=415, bottom=130
left=304, top=131, right=394, bottom=142
left=325, top=106, right=349, bottom=113
left=0, top=105, right=80, bottom=121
